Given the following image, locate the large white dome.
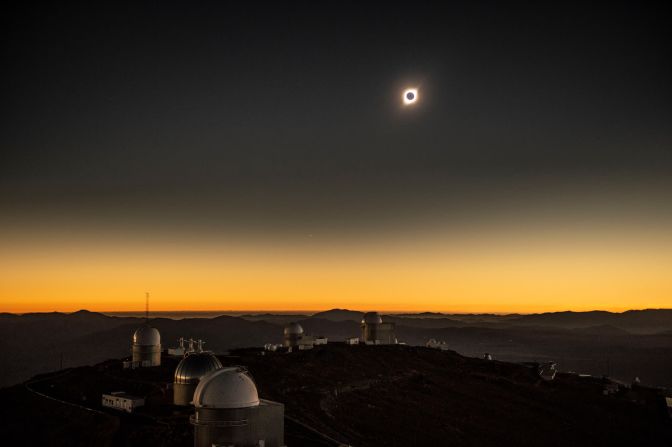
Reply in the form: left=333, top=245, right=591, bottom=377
left=283, top=322, right=304, bottom=336
left=362, top=311, right=383, bottom=325
left=133, top=325, right=161, bottom=346
left=193, top=367, right=260, bottom=409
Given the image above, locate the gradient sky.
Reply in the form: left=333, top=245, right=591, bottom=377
left=2, top=1, right=671, bottom=313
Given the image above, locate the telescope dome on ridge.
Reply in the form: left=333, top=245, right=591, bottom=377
left=362, top=311, right=383, bottom=325
left=283, top=322, right=304, bottom=335
left=133, top=325, right=161, bottom=346
left=193, top=367, right=260, bottom=409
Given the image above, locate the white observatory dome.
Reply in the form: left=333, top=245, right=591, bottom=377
left=193, top=367, right=260, bottom=409
left=283, top=322, right=304, bottom=336
left=133, top=325, right=161, bottom=346
left=362, top=312, right=383, bottom=325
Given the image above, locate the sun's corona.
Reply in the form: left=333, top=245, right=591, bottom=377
left=403, top=88, right=418, bottom=105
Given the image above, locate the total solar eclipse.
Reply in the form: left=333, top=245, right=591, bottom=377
left=403, top=88, right=418, bottom=105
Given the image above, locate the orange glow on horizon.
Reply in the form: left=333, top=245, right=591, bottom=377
left=1, top=224, right=671, bottom=314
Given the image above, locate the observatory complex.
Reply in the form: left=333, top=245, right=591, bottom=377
left=360, top=311, right=396, bottom=345
left=173, top=339, right=223, bottom=406
left=281, top=322, right=327, bottom=350
left=191, top=367, right=285, bottom=447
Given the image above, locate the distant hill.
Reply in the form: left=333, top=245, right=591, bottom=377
left=2, top=309, right=672, bottom=388
left=309, top=308, right=672, bottom=333
left=311, top=308, right=363, bottom=321
left=296, top=317, right=361, bottom=339
left=509, top=309, right=672, bottom=333
left=239, top=313, right=310, bottom=325
left=572, top=325, right=632, bottom=336
left=385, top=315, right=464, bottom=328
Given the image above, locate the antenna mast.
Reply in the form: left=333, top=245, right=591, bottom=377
left=145, top=292, right=149, bottom=323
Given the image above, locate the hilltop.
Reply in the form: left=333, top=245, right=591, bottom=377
left=0, top=344, right=670, bottom=446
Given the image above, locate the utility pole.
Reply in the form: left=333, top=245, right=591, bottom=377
left=145, top=292, right=150, bottom=323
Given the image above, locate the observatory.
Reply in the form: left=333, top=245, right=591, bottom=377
left=130, top=324, right=162, bottom=367
left=174, top=339, right=223, bottom=406
left=128, top=293, right=161, bottom=367
left=360, top=311, right=396, bottom=345
left=191, top=367, right=285, bottom=447
left=283, top=322, right=304, bottom=348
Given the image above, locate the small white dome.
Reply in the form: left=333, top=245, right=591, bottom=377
left=284, top=322, right=304, bottom=336
left=362, top=312, right=383, bottom=325
left=133, top=325, right=161, bottom=346
left=193, top=367, right=260, bottom=409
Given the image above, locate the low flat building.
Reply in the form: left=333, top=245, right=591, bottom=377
left=345, top=337, right=359, bottom=345
left=102, top=391, right=145, bottom=413
left=168, top=337, right=187, bottom=356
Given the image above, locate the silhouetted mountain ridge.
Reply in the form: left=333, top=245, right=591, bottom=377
left=1, top=309, right=671, bottom=388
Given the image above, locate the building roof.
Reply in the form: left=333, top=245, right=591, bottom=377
left=132, top=325, right=161, bottom=346
left=174, top=351, right=223, bottom=385
left=193, top=367, right=260, bottom=409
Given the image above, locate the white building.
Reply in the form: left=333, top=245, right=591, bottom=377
left=168, top=337, right=187, bottom=356
left=127, top=324, right=161, bottom=368
left=345, top=337, right=359, bottom=345
left=102, top=392, right=145, bottom=413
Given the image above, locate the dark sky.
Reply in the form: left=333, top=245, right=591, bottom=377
left=2, top=0, right=671, bottom=237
